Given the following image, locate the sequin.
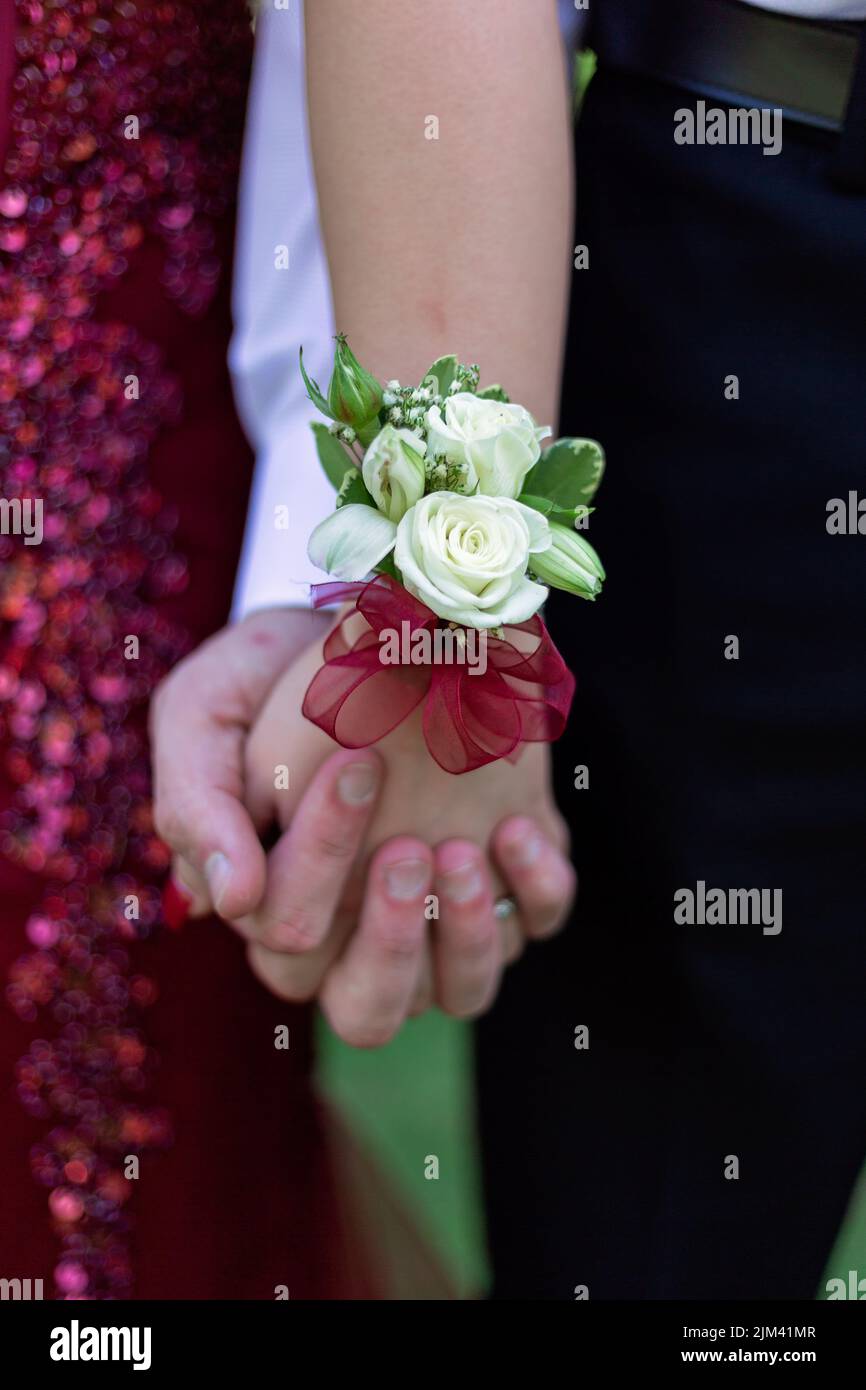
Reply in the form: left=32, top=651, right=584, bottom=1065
left=1, top=0, right=251, bottom=1298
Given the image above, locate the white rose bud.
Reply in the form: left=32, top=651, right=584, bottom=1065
left=424, top=392, right=551, bottom=499
left=362, top=425, right=427, bottom=523
left=395, top=491, right=551, bottom=628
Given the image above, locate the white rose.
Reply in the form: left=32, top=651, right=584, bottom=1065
left=394, top=492, right=551, bottom=628
left=425, top=392, right=552, bottom=499
left=361, top=425, right=426, bottom=522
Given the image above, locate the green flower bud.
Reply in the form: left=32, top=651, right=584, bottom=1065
left=530, top=521, right=605, bottom=600
left=328, top=334, right=384, bottom=434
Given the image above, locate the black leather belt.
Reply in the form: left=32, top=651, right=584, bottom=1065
left=586, top=0, right=862, bottom=133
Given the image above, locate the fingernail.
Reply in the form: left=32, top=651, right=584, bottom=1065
left=204, top=852, right=231, bottom=912
left=163, top=878, right=192, bottom=932
left=441, top=860, right=484, bottom=904
left=506, top=833, right=544, bottom=869
left=384, top=859, right=429, bottom=901
left=338, top=762, right=378, bottom=806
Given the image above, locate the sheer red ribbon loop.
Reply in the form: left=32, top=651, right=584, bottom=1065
left=303, top=575, right=575, bottom=774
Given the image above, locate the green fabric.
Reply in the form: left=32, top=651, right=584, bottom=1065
left=317, top=1012, right=488, bottom=1296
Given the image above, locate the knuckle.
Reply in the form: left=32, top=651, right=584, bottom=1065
left=342, top=1022, right=396, bottom=1050
left=263, top=967, right=316, bottom=1004
left=149, top=676, right=170, bottom=727
left=273, top=975, right=318, bottom=1004
left=532, top=858, right=577, bottom=909
left=533, top=887, right=569, bottom=925
left=260, top=902, right=324, bottom=953
left=314, top=831, right=356, bottom=865
left=371, top=917, right=423, bottom=960
left=556, top=862, right=578, bottom=909
left=529, top=884, right=574, bottom=935
left=451, top=913, right=497, bottom=960
left=500, top=920, right=525, bottom=965
left=324, top=1001, right=396, bottom=1050
left=409, top=991, right=433, bottom=1017
left=152, top=798, right=187, bottom=851
left=503, top=937, right=524, bottom=965
left=150, top=669, right=182, bottom=731
left=248, top=948, right=318, bottom=1003
left=442, top=979, right=498, bottom=1022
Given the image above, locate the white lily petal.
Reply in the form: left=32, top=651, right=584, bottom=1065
left=308, top=504, right=397, bottom=581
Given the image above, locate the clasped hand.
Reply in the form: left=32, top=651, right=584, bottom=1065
left=150, top=608, right=575, bottom=1047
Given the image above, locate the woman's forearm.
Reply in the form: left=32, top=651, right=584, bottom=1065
left=305, top=0, right=573, bottom=429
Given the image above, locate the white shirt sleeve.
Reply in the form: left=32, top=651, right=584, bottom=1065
left=229, top=0, right=336, bottom=619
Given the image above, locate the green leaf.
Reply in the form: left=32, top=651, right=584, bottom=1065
left=517, top=493, right=556, bottom=516
left=401, top=439, right=427, bottom=471
left=522, top=437, right=606, bottom=508
left=518, top=494, right=595, bottom=525
left=312, top=422, right=356, bottom=490
left=300, top=347, right=334, bottom=419
left=422, top=355, right=459, bottom=399
left=476, top=384, right=510, bottom=403
left=336, top=469, right=377, bottom=509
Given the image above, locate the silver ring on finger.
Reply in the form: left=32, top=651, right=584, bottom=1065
left=494, top=896, right=518, bottom=921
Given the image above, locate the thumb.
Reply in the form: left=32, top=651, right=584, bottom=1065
left=152, top=611, right=326, bottom=922
left=155, top=737, right=269, bottom=921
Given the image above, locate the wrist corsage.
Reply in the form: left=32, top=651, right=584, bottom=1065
left=299, top=337, right=606, bottom=774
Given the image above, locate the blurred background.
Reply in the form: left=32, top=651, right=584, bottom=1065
left=318, top=1009, right=866, bottom=1298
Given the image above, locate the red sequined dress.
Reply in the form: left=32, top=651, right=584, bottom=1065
left=0, top=0, right=374, bottom=1299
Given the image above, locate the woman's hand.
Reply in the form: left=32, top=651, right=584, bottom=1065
left=238, top=621, right=576, bottom=1046
left=150, top=606, right=331, bottom=918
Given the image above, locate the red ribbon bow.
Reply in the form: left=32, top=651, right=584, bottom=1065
left=303, top=575, right=575, bottom=775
